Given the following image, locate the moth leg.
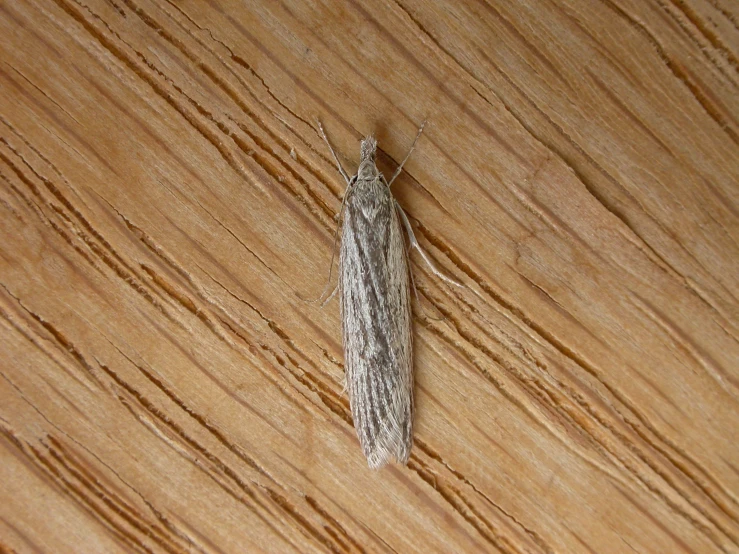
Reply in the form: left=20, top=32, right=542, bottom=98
left=396, top=201, right=463, bottom=287
left=309, top=185, right=356, bottom=304
left=388, top=121, right=426, bottom=187
left=308, top=235, right=341, bottom=305
left=317, top=119, right=351, bottom=185
left=321, top=284, right=339, bottom=307
left=404, top=232, right=445, bottom=321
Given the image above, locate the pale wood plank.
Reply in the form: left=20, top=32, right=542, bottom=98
left=0, top=0, right=737, bottom=552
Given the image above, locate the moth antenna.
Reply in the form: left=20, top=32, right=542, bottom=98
left=317, top=119, right=351, bottom=185
left=308, top=119, right=359, bottom=305
left=388, top=120, right=426, bottom=187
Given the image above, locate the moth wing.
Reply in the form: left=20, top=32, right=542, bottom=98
left=340, top=188, right=413, bottom=468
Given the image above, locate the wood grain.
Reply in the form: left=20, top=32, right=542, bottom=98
left=0, top=0, right=737, bottom=552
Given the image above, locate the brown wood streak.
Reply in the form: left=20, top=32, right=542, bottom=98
left=600, top=0, right=739, bottom=144
left=1, top=426, right=155, bottom=553
left=415, top=243, right=739, bottom=546
left=69, top=0, right=339, bottom=239
left=659, top=0, right=739, bottom=83
left=398, top=0, right=739, bottom=331
left=0, top=128, right=172, bottom=318
left=95, top=360, right=336, bottom=552
left=0, top=0, right=737, bottom=552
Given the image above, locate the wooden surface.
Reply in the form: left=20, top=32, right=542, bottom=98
left=1, top=0, right=738, bottom=552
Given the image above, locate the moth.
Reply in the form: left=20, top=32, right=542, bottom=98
left=318, top=121, right=460, bottom=469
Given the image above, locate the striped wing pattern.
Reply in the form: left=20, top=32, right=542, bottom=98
left=339, top=178, right=413, bottom=468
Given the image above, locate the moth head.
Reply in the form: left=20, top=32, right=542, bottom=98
left=358, top=136, right=378, bottom=180
left=360, top=135, right=377, bottom=161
